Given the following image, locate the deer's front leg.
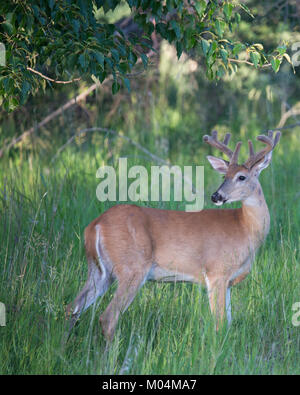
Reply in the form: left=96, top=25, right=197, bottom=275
left=205, top=274, right=230, bottom=329
left=225, top=287, right=231, bottom=324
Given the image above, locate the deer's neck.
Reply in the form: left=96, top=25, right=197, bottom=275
left=241, top=183, right=270, bottom=243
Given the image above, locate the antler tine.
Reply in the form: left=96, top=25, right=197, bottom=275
left=256, top=134, right=273, bottom=147
left=273, top=131, right=281, bottom=147
left=248, top=140, right=255, bottom=158
left=244, top=131, right=281, bottom=169
left=230, top=141, right=242, bottom=165
left=203, top=130, right=233, bottom=159
left=223, top=133, right=231, bottom=146
left=212, top=130, right=218, bottom=140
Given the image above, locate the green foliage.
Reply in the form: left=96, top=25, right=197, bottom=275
left=0, top=0, right=289, bottom=111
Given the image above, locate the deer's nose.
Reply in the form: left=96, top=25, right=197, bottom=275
left=211, top=192, right=223, bottom=203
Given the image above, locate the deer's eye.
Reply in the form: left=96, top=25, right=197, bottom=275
left=238, top=175, right=246, bottom=181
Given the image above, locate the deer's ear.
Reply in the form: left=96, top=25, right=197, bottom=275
left=251, top=152, right=272, bottom=176
left=206, top=155, right=229, bottom=174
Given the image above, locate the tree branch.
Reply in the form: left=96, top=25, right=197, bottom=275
left=266, top=121, right=300, bottom=132
left=0, top=83, right=99, bottom=158
left=277, top=101, right=300, bottom=128
left=26, top=67, right=81, bottom=84
left=0, top=50, right=158, bottom=158
left=228, top=58, right=271, bottom=69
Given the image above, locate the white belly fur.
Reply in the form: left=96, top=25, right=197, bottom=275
left=147, top=264, right=197, bottom=283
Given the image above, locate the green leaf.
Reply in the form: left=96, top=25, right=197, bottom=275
left=20, top=81, right=31, bottom=104
left=48, top=0, right=55, bottom=10
left=2, top=77, right=12, bottom=92
left=201, top=39, right=210, bottom=56
left=223, top=3, right=233, bottom=20
left=94, top=52, right=104, bottom=69
left=79, top=52, right=87, bottom=70
left=117, top=43, right=127, bottom=57
left=170, top=20, right=181, bottom=40
left=117, top=62, right=128, bottom=74
left=128, top=51, right=137, bottom=67
left=156, top=23, right=167, bottom=39
left=235, top=13, right=241, bottom=25
left=250, top=51, right=261, bottom=68
left=232, top=43, right=245, bottom=56
left=220, top=48, right=228, bottom=64
left=111, top=49, right=119, bottom=62
left=97, top=70, right=106, bottom=83
left=7, top=97, right=19, bottom=111
left=276, top=45, right=287, bottom=56
left=271, top=57, right=280, bottom=73
left=194, top=0, right=207, bottom=17
left=2, top=21, right=14, bottom=35
left=176, top=41, right=183, bottom=59
left=72, top=19, right=80, bottom=34
left=215, top=19, right=225, bottom=37
left=105, top=57, right=113, bottom=69
left=217, top=62, right=227, bottom=78
left=68, top=54, right=78, bottom=69
left=208, top=41, right=217, bottom=57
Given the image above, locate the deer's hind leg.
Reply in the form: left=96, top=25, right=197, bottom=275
left=66, top=224, right=113, bottom=330
left=99, top=214, right=153, bottom=342
left=99, top=266, right=151, bottom=342
left=66, top=259, right=112, bottom=326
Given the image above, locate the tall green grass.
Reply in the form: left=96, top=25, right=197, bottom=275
left=0, top=131, right=299, bottom=374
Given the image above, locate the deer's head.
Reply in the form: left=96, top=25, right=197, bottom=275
left=203, top=130, right=281, bottom=206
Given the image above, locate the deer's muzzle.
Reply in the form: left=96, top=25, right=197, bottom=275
left=211, top=191, right=226, bottom=204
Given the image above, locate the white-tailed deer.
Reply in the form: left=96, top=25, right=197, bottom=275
left=67, top=131, right=281, bottom=341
